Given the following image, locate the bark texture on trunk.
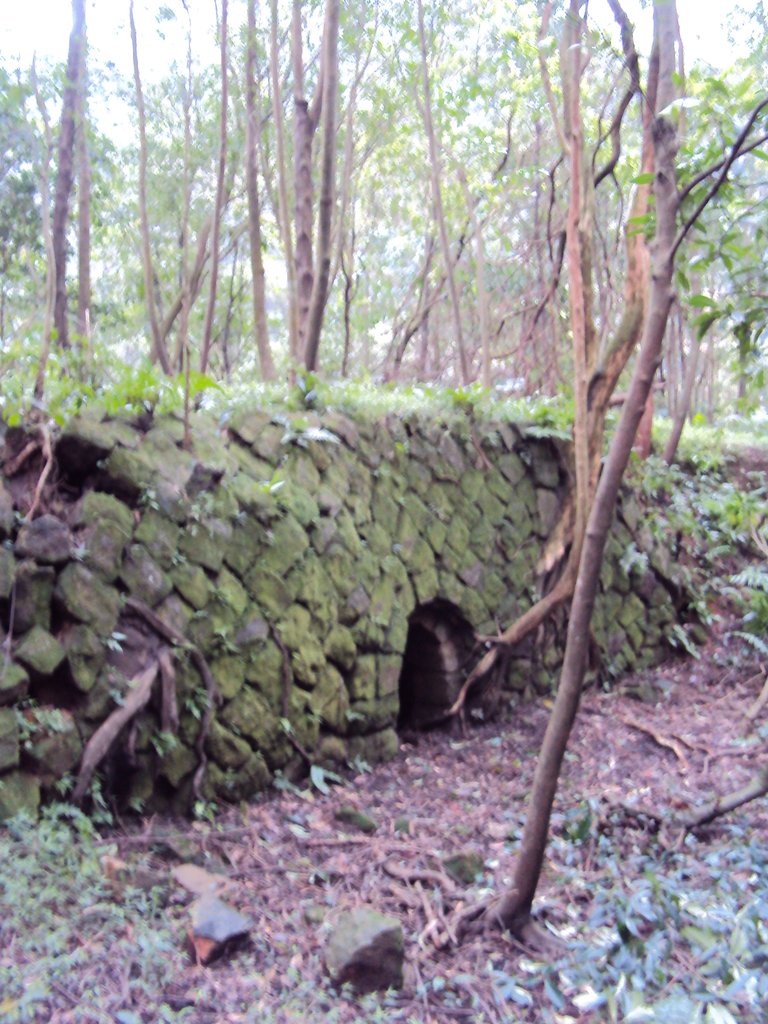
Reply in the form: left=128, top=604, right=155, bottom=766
left=270, top=0, right=300, bottom=361
left=495, top=1, right=680, bottom=935
left=417, top=0, right=470, bottom=385
left=246, top=0, right=276, bottom=380
left=200, top=0, right=229, bottom=374
left=52, top=0, right=87, bottom=351
left=130, top=0, right=170, bottom=373
left=303, top=0, right=341, bottom=372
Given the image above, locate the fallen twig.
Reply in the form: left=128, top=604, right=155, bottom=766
left=679, top=766, right=768, bottom=829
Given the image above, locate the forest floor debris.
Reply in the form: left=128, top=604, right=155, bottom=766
left=1, top=618, right=767, bottom=1023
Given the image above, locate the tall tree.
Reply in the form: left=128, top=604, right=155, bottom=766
left=416, top=0, right=470, bottom=386
left=303, top=0, right=341, bottom=371
left=129, top=0, right=171, bottom=373
left=245, top=0, right=276, bottom=380
left=200, top=0, right=229, bottom=374
left=51, top=0, right=87, bottom=350
left=269, top=0, right=300, bottom=362
left=467, top=0, right=768, bottom=944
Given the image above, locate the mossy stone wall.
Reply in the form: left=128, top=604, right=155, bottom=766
left=0, top=409, right=685, bottom=818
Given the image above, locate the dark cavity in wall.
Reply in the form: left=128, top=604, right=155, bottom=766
left=398, top=599, right=479, bottom=730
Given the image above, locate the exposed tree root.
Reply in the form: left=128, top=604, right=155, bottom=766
left=26, top=426, right=54, bottom=519
left=124, top=596, right=220, bottom=801
left=447, top=562, right=578, bottom=720
left=3, top=439, right=41, bottom=477
left=74, top=661, right=159, bottom=804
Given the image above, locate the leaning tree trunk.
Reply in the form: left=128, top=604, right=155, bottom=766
left=492, top=0, right=681, bottom=938
left=51, top=0, right=86, bottom=351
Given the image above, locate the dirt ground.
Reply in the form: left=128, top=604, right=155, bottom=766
left=73, top=613, right=767, bottom=1024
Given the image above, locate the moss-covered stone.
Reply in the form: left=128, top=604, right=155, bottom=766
left=0, top=708, right=19, bottom=770
left=214, top=567, right=249, bottom=618
left=347, top=727, right=399, bottom=765
left=78, top=491, right=135, bottom=534
left=22, top=707, right=82, bottom=783
left=207, top=719, right=253, bottom=768
left=211, top=655, right=246, bottom=701
left=14, top=562, right=55, bottom=632
left=56, top=563, right=121, bottom=635
left=15, top=626, right=66, bottom=676
left=244, top=639, right=284, bottom=705
left=324, top=625, right=356, bottom=670
left=0, top=770, right=41, bottom=821
left=171, top=562, right=211, bottom=611
left=223, top=516, right=268, bottom=577
left=120, top=545, right=172, bottom=607
left=259, top=515, right=310, bottom=576
left=134, top=511, right=180, bottom=568
left=206, top=751, right=272, bottom=801
left=348, top=655, right=376, bottom=702
left=0, top=662, right=28, bottom=707
left=158, top=740, right=197, bottom=787
left=62, top=618, right=107, bottom=692
left=221, top=685, right=282, bottom=760
left=0, top=546, right=15, bottom=599
left=179, top=518, right=232, bottom=573
left=312, top=663, right=350, bottom=732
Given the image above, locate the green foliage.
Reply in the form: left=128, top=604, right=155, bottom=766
left=0, top=805, right=189, bottom=1023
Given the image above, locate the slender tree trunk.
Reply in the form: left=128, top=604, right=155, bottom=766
left=75, top=19, right=91, bottom=350
left=663, top=326, right=705, bottom=464
left=493, top=0, right=680, bottom=939
left=303, top=0, right=341, bottom=372
left=51, top=0, right=86, bottom=351
left=270, top=0, right=300, bottom=362
left=130, top=0, right=171, bottom=374
left=200, top=0, right=229, bottom=373
left=178, top=1, right=194, bottom=446
left=458, top=169, right=491, bottom=388
left=292, top=0, right=323, bottom=358
left=31, top=60, right=56, bottom=402
left=245, top=0, right=276, bottom=380
left=416, top=0, right=470, bottom=386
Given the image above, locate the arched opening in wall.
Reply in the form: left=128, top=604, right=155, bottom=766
left=398, top=600, right=480, bottom=730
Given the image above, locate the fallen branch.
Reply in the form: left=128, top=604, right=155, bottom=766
left=679, top=766, right=768, bottom=830
left=73, top=661, right=159, bottom=804
left=620, top=714, right=690, bottom=770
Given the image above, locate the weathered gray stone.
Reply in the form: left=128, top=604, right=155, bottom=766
left=15, top=515, right=71, bottom=564
left=325, top=908, right=404, bottom=993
